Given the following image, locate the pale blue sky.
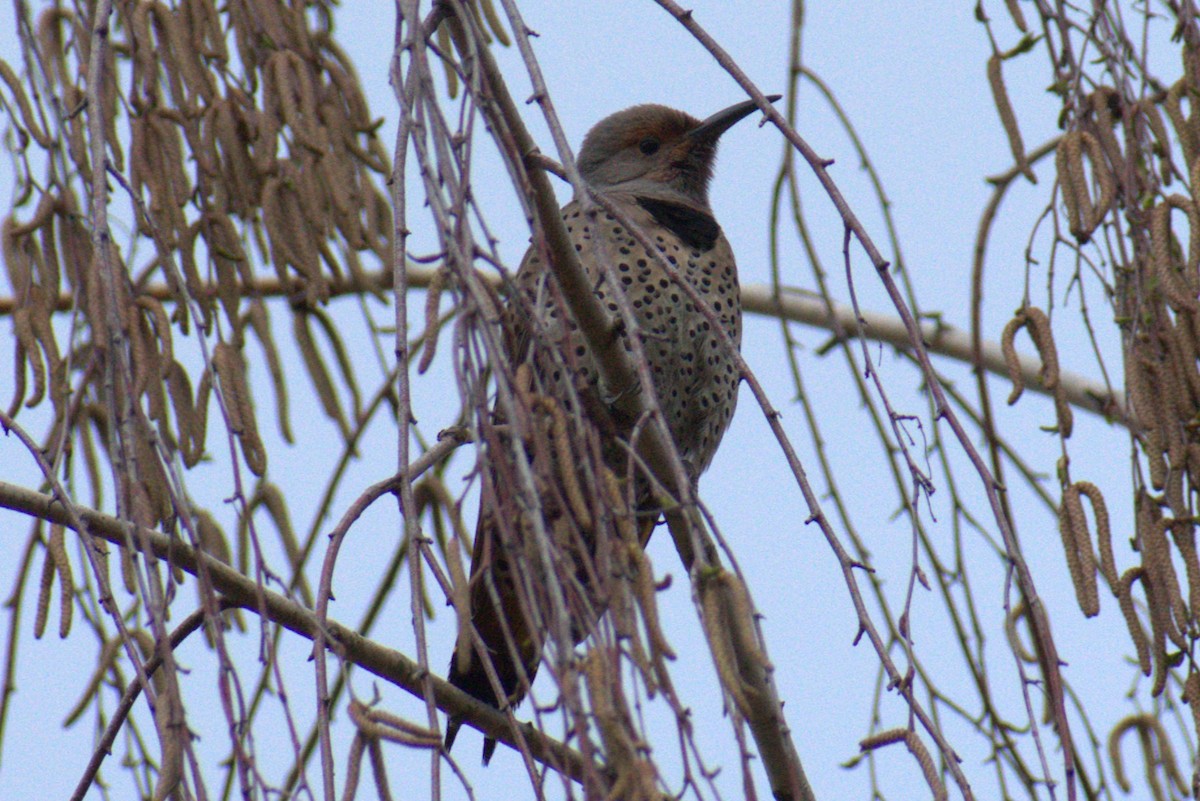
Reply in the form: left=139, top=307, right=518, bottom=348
left=0, top=3, right=1158, bottom=800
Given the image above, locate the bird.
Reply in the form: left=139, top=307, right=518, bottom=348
left=444, top=97, right=775, bottom=764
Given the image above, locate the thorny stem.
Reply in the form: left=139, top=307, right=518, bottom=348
left=652, top=0, right=1077, bottom=798
left=773, top=27, right=1043, bottom=787
left=391, top=4, right=444, bottom=799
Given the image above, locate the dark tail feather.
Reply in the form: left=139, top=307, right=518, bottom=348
left=447, top=646, right=509, bottom=764
left=444, top=714, right=464, bottom=753
left=443, top=711, right=498, bottom=765
left=446, top=500, right=543, bottom=765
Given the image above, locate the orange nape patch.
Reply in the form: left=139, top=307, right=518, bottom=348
left=614, top=110, right=698, bottom=148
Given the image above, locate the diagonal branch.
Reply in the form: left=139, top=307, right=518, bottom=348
left=0, top=475, right=597, bottom=786
left=647, top=1, right=1079, bottom=797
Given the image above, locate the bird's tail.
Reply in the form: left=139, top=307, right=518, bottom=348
left=443, top=439, right=659, bottom=764
left=445, top=637, right=512, bottom=765
left=444, top=508, right=542, bottom=765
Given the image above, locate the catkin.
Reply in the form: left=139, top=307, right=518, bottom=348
left=213, top=341, right=266, bottom=475
left=1056, top=130, right=1115, bottom=243
left=213, top=342, right=248, bottom=434
left=418, top=268, right=448, bottom=375
left=0, top=59, right=53, bottom=147
left=152, top=687, right=184, bottom=801
left=1001, top=314, right=1028, bottom=404
left=11, top=308, right=45, bottom=410
left=1117, top=568, right=1153, bottom=675
left=48, top=525, right=73, bottom=638
left=1166, top=320, right=1200, bottom=406
left=194, top=509, right=231, bottom=565
left=33, top=535, right=55, bottom=640
left=699, top=569, right=754, bottom=719
left=1129, top=355, right=1167, bottom=489
left=249, top=484, right=302, bottom=605
left=1143, top=517, right=1188, bottom=650
left=860, top=728, right=948, bottom=801
left=292, top=311, right=350, bottom=439
left=347, top=701, right=442, bottom=748
left=1073, top=482, right=1118, bottom=591
left=1057, top=132, right=1091, bottom=241
left=532, top=396, right=592, bottom=531
left=1002, top=0, right=1027, bottom=31
left=988, top=54, right=1036, bottom=183
left=244, top=300, right=293, bottom=444
left=165, top=360, right=201, bottom=466
left=1000, top=307, right=1072, bottom=435
left=1167, top=522, right=1200, bottom=623
left=1059, top=488, right=1100, bottom=617
left=1165, top=79, right=1197, bottom=167
left=1150, top=199, right=1200, bottom=310
left=1185, top=673, right=1200, bottom=749
left=306, top=306, right=362, bottom=421
left=200, top=211, right=249, bottom=322
left=1108, top=714, right=1188, bottom=798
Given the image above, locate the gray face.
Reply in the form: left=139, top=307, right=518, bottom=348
left=576, top=104, right=715, bottom=205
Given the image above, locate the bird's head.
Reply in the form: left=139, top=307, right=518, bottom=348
left=577, top=98, right=777, bottom=208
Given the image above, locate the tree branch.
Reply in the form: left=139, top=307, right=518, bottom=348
left=0, top=475, right=597, bottom=787
left=0, top=270, right=1125, bottom=425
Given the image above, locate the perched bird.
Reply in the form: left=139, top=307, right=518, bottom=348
left=446, top=98, right=774, bottom=764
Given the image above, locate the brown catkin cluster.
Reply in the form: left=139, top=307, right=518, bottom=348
left=1044, top=35, right=1200, bottom=776
left=584, top=648, right=661, bottom=801
left=1, top=2, right=393, bottom=527
left=1118, top=50, right=1200, bottom=713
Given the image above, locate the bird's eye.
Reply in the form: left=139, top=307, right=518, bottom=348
left=639, top=138, right=660, bottom=155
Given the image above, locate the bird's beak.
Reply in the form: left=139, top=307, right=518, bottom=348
left=688, top=94, right=781, bottom=142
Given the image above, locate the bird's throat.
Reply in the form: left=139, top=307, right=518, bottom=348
left=633, top=196, right=721, bottom=251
